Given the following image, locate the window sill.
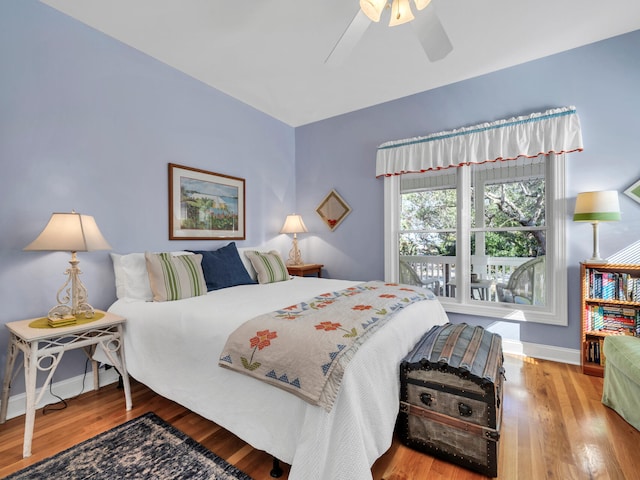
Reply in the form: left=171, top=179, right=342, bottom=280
left=439, top=299, right=567, bottom=326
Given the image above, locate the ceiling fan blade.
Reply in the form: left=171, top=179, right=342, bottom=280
left=325, top=9, right=371, bottom=66
left=411, top=4, right=453, bottom=62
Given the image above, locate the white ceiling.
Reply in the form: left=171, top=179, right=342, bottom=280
left=41, top=0, right=640, bottom=127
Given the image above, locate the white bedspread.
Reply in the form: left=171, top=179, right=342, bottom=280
left=108, top=277, right=449, bottom=480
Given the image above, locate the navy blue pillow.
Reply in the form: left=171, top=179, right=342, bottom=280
left=189, top=242, right=256, bottom=291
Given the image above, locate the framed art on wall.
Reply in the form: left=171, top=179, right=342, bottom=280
left=316, top=189, right=351, bottom=231
left=624, top=178, right=640, bottom=205
left=169, top=163, right=245, bottom=240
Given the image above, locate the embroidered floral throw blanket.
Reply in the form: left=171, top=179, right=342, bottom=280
left=219, top=281, right=434, bottom=411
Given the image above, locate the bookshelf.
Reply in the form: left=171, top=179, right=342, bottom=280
left=580, top=262, right=640, bottom=376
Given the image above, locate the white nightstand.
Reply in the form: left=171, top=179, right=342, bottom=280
left=0, top=311, right=132, bottom=457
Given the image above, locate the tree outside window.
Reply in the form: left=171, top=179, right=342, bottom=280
left=399, top=159, right=548, bottom=308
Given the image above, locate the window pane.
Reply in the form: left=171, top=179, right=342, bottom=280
left=399, top=233, right=456, bottom=296
left=400, top=187, right=458, bottom=298
left=484, top=179, right=545, bottom=228
left=468, top=161, right=546, bottom=305
left=471, top=231, right=546, bottom=306
left=401, top=189, right=457, bottom=231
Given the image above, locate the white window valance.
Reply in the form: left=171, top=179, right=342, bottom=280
left=375, top=106, right=583, bottom=177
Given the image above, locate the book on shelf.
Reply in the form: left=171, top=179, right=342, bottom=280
left=601, top=272, right=615, bottom=299
left=582, top=265, right=640, bottom=375
left=587, top=268, right=640, bottom=302
left=585, top=302, right=639, bottom=336
left=586, top=339, right=601, bottom=364
left=585, top=338, right=607, bottom=365
left=599, top=338, right=606, bottom=366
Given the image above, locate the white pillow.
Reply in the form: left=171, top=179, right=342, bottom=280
left=244, top=250, right=290, bottom=284
left=111, top=251, right=193, bottom=300
left=145, top=252, right=207, bottom=302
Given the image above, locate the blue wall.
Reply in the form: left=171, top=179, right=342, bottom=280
left=295, top=29, right=640, bottom=350
left=0, top=0, right=295, bottom=392
left=2, top=0, right=640, bottom=396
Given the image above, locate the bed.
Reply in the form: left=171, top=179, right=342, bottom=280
left=105, top=245, right=449, bottom=480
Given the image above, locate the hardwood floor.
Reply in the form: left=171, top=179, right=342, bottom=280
left=1, top=354, right=639, bottom=479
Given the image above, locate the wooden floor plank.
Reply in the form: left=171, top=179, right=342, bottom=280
left=1, top=354, right=639, bottom=479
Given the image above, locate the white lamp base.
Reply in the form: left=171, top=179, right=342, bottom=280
left=286, top=234, right=304, bottom=266
left=48, top=253, right=95, bottom=320
left=586, top=222, right=608, bottom=264
left=585, top=257, right=607, bottom=264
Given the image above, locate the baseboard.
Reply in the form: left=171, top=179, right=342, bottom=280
left=502, top=338, right=580, bottom=366
left=3, top=366, right=120, bottom=421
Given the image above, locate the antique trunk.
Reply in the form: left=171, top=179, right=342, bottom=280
left=398, top=322, right=504, bottom=477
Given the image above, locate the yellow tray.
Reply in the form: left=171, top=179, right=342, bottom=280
left=29, top=311, right=105, bottom=329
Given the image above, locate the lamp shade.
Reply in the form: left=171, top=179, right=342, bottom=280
left=389, top=0, right=415, bottom=26
left=24, top=212, right=112, bottom=252
left=280, top=214, right=308, bottom=234
left=360, top=0, right=387, bottom=22
left=413, top=0, right=432, bottom=10
left=573, top=191, right=621, bottom=223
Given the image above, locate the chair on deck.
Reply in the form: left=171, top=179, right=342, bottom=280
left=399, top=260, right=441, bottom=295
left=496, top=256, right=545, bottom=305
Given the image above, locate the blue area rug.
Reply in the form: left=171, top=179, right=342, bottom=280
left=4, top=412, right=253, bottom=479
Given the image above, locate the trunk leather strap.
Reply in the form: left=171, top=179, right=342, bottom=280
left=400, top=401, right=500, bottom=442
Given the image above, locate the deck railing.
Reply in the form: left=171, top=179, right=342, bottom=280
left=400, top=255, right=533, bottom=300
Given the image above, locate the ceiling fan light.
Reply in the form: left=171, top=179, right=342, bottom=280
left=389, top=0, right=415, bottom=26
left=359, top=0, right=387, bottom=22
left=413, top=0, right=432, bottom=10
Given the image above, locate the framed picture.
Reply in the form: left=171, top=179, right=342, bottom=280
left=624, top=178, right=640, bottom=205
left=169, top=163, right=245, bottom=240
left=316, top=189, right=351, bottom=231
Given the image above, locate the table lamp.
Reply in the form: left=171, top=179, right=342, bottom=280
left=24, top=211, right=112, bottom=322
left=573, top=191, right=621, bottom=263
left=280, top=214, right=308, bottom=266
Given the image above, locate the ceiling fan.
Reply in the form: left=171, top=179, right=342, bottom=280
left=325, top=0, right=453, bottom=66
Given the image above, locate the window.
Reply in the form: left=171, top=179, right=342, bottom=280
left=386, top=154, right=567, bottom=325
left=377, top=107, right=580, bottom=326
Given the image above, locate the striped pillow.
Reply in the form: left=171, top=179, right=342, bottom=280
left=145, top=252, right=207, bottom=301
left=244, top=250, right=290, bottom=284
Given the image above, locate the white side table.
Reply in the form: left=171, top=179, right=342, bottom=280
left=0, top=311, right=132, bottom=457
